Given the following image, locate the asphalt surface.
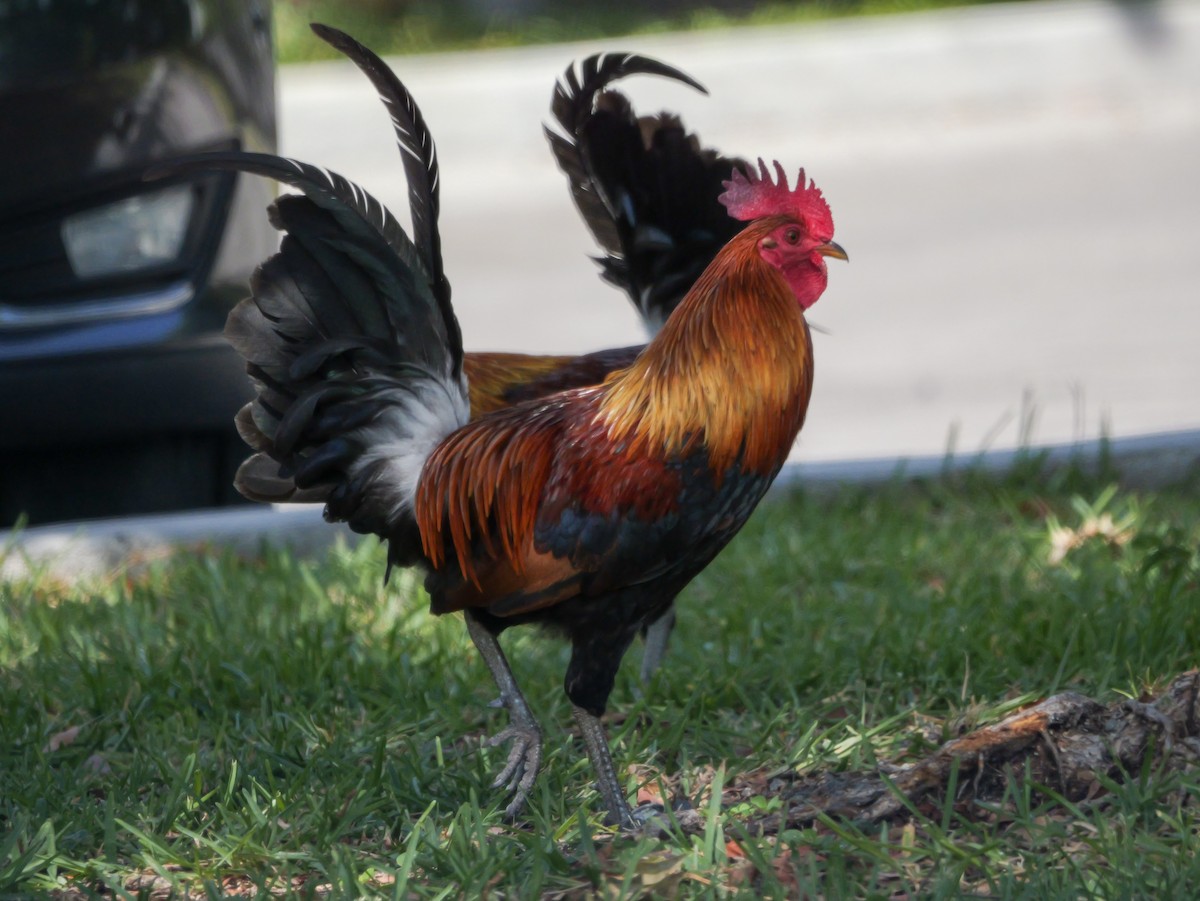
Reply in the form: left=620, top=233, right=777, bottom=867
left=280, top=0, right=1200, bottom=463
left=4, top=0, right=1198, bottom=578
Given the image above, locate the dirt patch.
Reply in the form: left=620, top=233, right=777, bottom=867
left=717, top=670, right=1200, bottom=834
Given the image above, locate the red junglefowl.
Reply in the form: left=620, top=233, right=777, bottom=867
left=307, top=26, right=748, bottom=683
left=153, top=38, right=846, bottom=828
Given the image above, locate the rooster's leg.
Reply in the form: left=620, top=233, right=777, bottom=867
left=465, top=612, right=543, bottom=819
left=572, top=705, right=636, bottom=828
left=639, top=606, right=676, bottom=685
left=566, top=628, right=645, bottom=828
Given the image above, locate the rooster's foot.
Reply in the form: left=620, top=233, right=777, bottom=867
left=466, top=615, right=544, bottom=819
left=485, top=720, right=543, bottom=819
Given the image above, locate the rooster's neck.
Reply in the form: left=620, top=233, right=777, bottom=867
left=598, top=243, right=814, bottom=476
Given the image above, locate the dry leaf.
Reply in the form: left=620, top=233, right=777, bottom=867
left=635, top=850, right=685, bottom=889
left=773, top=845, right=801, bottom=891
left=45, top=725, right=81, bottom=753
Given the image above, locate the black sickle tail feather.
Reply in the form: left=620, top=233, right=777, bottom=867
left=546, top=53, right=706, bottom=259
left=156, top=151, right=435, bottom=304
left=545, top=53, right=747, bottom=332
left=149, top=153, right=468, bottom=553
left=309, top=22, right=455, bottom=365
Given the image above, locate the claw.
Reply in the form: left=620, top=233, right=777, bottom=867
left=483, top=720, right=543, bottom=819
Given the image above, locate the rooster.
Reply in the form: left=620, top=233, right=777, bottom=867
left=154, top=28, right=846, bottom=827
left=310, top=26, right=748, bottom=684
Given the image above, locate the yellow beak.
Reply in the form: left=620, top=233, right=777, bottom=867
left=817, top=240, right=849, bottom=262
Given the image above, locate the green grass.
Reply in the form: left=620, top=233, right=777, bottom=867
left=2, top=463, right=1199, bottom=897
left=274, top=0, right=1028, bottom=63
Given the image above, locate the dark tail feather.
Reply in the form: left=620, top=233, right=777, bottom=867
left=545, top=53, right=746, bottom=333
left=151, top=151, right=461, bottom=378
left=308, top=23, right=454, bottom=355
left=546, top=53, right=704, bottom=260
left=151, top=153, right=468, bottom=545
left=154, top=153, right=422, bottom=276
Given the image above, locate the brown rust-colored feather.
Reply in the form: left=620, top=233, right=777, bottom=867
left=432, top=546, right=582, bottom=617
left=540, top=414, right=684, bottom=523
left=415, top=396, right=573, bottom=585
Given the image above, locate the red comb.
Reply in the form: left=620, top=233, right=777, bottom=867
left=718, top=158, right=833, bottom=238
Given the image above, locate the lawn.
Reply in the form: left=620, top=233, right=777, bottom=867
left=2, top=461, right=1198, bottom=897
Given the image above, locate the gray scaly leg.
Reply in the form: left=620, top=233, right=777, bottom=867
left=571, top=705, right=636, bottom=828
left=465, top=613, right=543, bottom=819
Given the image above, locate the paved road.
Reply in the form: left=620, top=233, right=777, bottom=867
left=278, top=0, right=1200, bottom=463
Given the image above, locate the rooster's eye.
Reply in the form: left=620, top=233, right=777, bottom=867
left=784, top=228, right=801, bottom=245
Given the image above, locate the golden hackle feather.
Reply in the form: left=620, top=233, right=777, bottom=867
left=598, top=221, right=814, bottom=477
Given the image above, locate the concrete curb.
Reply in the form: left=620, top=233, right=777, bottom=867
left=777, top=428, right=1200, bottom=492
left=3, top=429, right=1195, bottom=584
left=0, top=505, right=355, bottom=583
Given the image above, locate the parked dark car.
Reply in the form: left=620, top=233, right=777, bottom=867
left=0, top=0, right=278, bottom=525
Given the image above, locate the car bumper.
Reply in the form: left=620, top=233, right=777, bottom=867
left=0, top=332, right=251, bottom=450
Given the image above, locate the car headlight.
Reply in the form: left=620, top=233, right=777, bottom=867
left=60, top=183, right=195, bottom=279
